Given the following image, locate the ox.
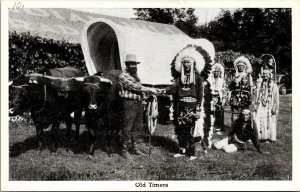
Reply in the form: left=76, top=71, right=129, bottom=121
left=9, top=67, right=84, bottom=152
left=75, top=70, right=122, bottom=156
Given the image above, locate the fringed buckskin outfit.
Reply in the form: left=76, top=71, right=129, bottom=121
left=209, top=63, right=226, bottom=132
left=254, top=55, right=279, bottom=142
left=229, top=56, right=253, bottom=124
left=167, top=43, right=214, bottom=159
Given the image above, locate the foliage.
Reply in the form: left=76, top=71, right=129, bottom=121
left=199, top=8, right=291, bottom=74
left=134, top=8, right=199, bottom=37
left=9, top=31, right=87, bottom=80
left=134, top=8, right=291, bottom=75
left=215, top=50, right=261, bottom=80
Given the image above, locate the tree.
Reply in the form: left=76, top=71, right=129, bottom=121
left=215, top=50, right=261, bottom=82
left=199, top=8, right=291, bottom=74
left=134, top=8, right=199, bottom=37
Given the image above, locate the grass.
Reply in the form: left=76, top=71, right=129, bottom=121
left=8, top=94, right=292, bottom=180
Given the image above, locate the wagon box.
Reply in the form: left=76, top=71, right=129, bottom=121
left=80, top=16, right=215, bottom=125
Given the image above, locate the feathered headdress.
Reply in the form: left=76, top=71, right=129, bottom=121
left=174, top=47, right=206, bottom=75
left=233, top=56, right=252, bottom=74
left=171, top=44, right=214, bottom=82
left=259, top=54, right=277, bottom=81
left=211, top=62, right=225, bottom=78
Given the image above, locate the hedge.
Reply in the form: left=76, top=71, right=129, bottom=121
left=215, top=50, right=262, bottom=82
left=9, top=31, right=262, bottom=83
left=9, top=31, right=88, bottom=80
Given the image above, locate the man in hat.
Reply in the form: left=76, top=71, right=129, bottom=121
left=210, top=63, right=226, bottom=134
left=118, top=54, right=157, bottom=160
left=163, top=44, right=214, bottom=160
left=228, top=56, right=254, bottom=124
left=214, top=109, right=261, bottom=153
left=254, top=55, right=279, bottom=142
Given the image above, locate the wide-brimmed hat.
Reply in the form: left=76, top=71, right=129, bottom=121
left=125, top=54, right=140, bottom=64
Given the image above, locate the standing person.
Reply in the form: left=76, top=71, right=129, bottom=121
left=118, top=54, right=157, bottom=160
left=214, top=109, right=261, bottom=153
left=209, top=63, right=226, bottom=134
left=228, top=56, right=254, bottom=125
left=254, top=55, right=279, bottom=142
left=164, top=44, right=214, bottom=160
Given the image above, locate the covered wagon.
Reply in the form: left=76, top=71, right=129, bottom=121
left=80, top=15, right=215, bottom=133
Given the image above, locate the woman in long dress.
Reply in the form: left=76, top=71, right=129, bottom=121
left=254, top=55, right=279, bottom=142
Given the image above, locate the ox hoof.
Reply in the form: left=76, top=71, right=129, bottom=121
left=50, top=146, right=57, bottom=153
left=106, top=152, right=112, bottom=157
left=107, top=153, right=114, bottom=158
left=88, top=154, right=94, bottom=160
left=88, top=150, right=95, bottom=156
left=35, top=149, right=42, bottom=155
left=189, top=156, right=197, bottom=161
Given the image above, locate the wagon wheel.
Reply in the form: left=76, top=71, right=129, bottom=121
left=260, top=54, right=277, bottom=81
left=147, top=95, right=158, bottom=134
left=146, top=95, right=158, bottom=156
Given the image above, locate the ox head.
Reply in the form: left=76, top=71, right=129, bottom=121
left=9, top=75, right=39, bottom=116
left=74, top=75, right=112, bottom=111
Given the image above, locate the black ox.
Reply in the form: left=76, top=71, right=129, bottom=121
left=9, top=67, right=85, bottom=152
left=74, top=70, right=123, bottom=156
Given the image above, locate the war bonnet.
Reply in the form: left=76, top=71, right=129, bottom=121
left=212, top=62, right=225, bottom=78
left=172, top=41, right=215, bottom=81
left=233, top=56, right=252, bottom=73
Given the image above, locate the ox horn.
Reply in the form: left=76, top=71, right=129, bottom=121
left=26, top=73, right=43, bottom=84
left=28, top=79, right=38, bottom=84
left=73, top=77, right=85, bottom=82
left=26, top=73, right=43, bottom=78
left=95, top=76, right=113, bottom=85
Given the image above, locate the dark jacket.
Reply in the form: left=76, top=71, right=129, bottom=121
left=230, top=117, right=261, bottom=152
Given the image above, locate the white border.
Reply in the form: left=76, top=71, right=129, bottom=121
left=1, top=0, right=300, bottom=191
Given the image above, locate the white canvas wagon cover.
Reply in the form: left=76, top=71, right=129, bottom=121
left=81, top=16, right=215, bottom=86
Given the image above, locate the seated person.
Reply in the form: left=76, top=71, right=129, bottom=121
left=214, top=109, right=261, bottom=153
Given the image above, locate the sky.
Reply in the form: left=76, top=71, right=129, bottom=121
left=73, top=8, right=225, bottom=25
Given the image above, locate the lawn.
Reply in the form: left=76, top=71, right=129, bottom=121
left=8, top=94, right=292, bottom=180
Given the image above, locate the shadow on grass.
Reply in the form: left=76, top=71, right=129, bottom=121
left=143, top=134, right=178, bottom=154
left=9, top=128, right=122, bottom=158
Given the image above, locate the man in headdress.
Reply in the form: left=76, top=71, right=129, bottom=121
left=210, top=63, right=226, bottom=134
left=164, top=44, right=214, bottom=160
left=118, top=54, right=157, bottom=160
left=228, top=56, right=254, bottom=124
left=214, top=109, right=261, bottom=153
left=254, top=55, right=279, bottom=142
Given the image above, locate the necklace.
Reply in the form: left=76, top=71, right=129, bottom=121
left=260, top=82, right=269, bottom=106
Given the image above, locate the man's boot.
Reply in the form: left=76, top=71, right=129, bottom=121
left=131, top=139, right=146, bottom=155
left=121, top=144, right=133, bottom=161
left=173, top=148, right=185, bottom=158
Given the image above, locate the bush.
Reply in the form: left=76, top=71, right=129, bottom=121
left=215, top=50, right=261, bottom=83
left=9, top=31, right=87, bottom=80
